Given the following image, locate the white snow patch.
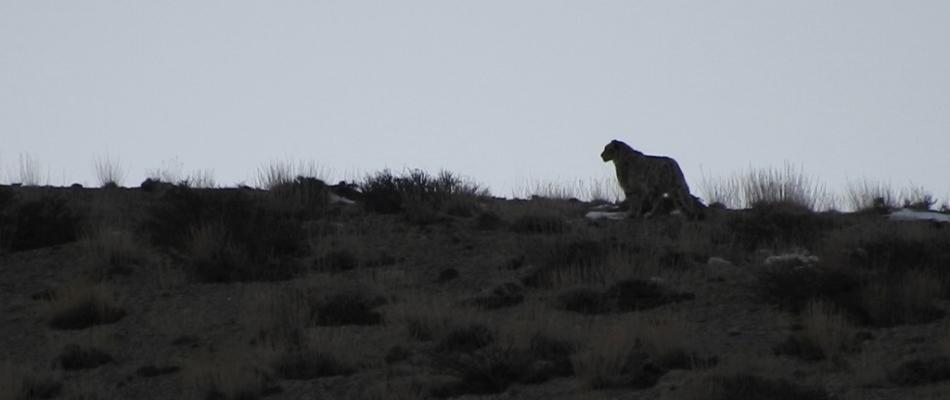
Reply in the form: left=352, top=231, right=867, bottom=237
left=887, top=209, right=950, bottom=223
left=585, top=210, right=629, bottom=220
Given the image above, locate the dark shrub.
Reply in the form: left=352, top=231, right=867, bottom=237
left=728, top=203, right=833, bottom=250
left=136, top=365, right=181, bottom=377
left=510, top=214, right=567, bottom=234
left=314, top=250, right=359, bottom=273
left=475, top=211, right=504, bottom=230
left=273, top=350, right=354, bottom=380
left=706, top=374, right=830, bottom=400
left=606, top=279, right=694, bottom=312
left=3, top=194, right=82, bottom=252
left=521, top=334, right=575, bottom=382
left=888, top=356, right=950, bottom=386
left=314, top=292, right=384, bottom=326
left=773, top=336, right=825, bottom=362
left=556, top=287, right=609, bottom=314
left=522, top=239, right=606, bottom=287
left=847, top=225, right=950, bottom=274
left=436, top=268, right=459, bottom=283
left=468, top=282, right=524, bottom=310
left=756, top=264, right=860, bottom=314
left=557, top=280, right=693, bottom=315
left=587, top=351, right=665, bottom=389
left=360, top=169, right=484, bottom=218
left=385, top=345, right=411, bottom=364
left=49, top=299, right=126, bottom=330
left=20, top=375, right=62, bottom=399
left=145, top=187, right=306, bottom=282
left=436, top=324, right=494, bottom=354
left=56, top=344, right=113, bottom=370
left=431, top=346, right=533, bottom=397
left=270, top=176, right=330, bottom=219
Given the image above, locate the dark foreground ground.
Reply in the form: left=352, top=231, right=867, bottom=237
left=2, top=180, right=950, bottom=400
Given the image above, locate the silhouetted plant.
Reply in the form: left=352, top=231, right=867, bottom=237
left=360, top=169, right=485, bottom=219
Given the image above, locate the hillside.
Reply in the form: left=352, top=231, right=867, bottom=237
left=2, top=173, right=950, bottom=400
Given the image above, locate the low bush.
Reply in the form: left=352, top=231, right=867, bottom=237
left=887, top=356, right=950, bottom=386
left=1, top=194, right=82, bottom=252
left=360, top=169, right=485, bottom=220
left=145, top=187, right=306, bottom=282
left=269, top=176, right=330, bottom=219
left=432, top=334, right=575, bottom=397
left=435, top=324, right=494, bottom=354
left=755, top=264, right=859, bottom=314
left=509, top=214, right=567, bottom=234
left=314, top=249, right=359, bottom=273
left=857, top=273, right=944, bottom=327
left=136, top=365, right=181, bottom=378
left=556, top=279, right=694, bottom=315
left=728, top=202, right=833, bottom=250
left=843, top=224, right=950, bottom=275
left=47, top=285, right=126, bottom=330
left=0, top=363, right=62, bottom=400
left=704, top=374, right=831, bottom=400
left=272, top=350, right=354, bottom=380
left=314, top=292, right=385, bottom=327
left=521, top=239, right=606, bottom=287
left=56, top=344, right=113, bottom=370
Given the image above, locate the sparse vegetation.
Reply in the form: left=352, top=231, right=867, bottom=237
left=46, top=283, right=126, bottom=330
left=0, top=193, right=82, bottom=252
left=0, top=363, right=62, bottom=400
left=701, top=374, right=831, bottom=400
left=360, top=169, right=486, bottom=223
left=3, top=165, right=950, bottom=399
left=92, top=155, right=125, bottom=188
left=55, top=344, right=113, bottom=370
left=701, top=163, right=832, bottom=211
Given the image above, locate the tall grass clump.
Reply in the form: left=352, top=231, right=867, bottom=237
left=256, top=160, right=329, bottom=190
left=740, top=163, right=830, bottom=210
left=845, top=179, right=896, bottom=212
left=361, top=169, right=487, bottom=221
left=703, top=163, right=830, bottom=210
left=14, top=153, right=43, bottom=186
left=699, top=171, right=740, bottom=209
left=92, top=155, right=125, bottom=188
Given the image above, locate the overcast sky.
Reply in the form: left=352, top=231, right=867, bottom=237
left=2, top=1, right=949, bottom=203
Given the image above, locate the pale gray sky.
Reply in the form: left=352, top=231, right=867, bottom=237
left=2, top=1, right=949, bottom=202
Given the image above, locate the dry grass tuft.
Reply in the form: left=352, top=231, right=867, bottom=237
left=0, top=362, right=62, bottom=400
left=45, top=281, right=126, bottom=330
left=92, top=155, right=125, bottom=188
